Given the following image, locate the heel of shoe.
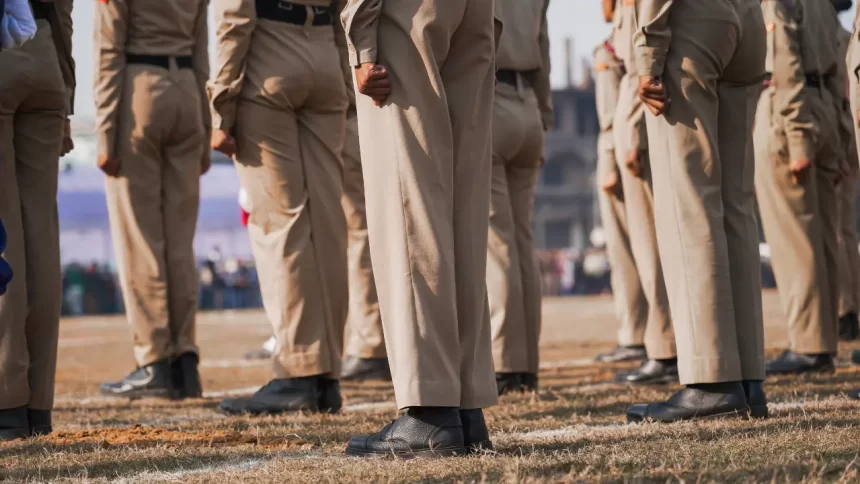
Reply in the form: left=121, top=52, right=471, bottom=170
left=748, top=405, right=769, bottom=419
left=180, top=357, right=203, bottom=399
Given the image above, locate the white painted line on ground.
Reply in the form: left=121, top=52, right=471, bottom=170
left=200, top=359, right=269, bottom=369
left=539, top=358, right=595, bottom=370
left=120, top=458, right=270, bottom=483
left=58, top=336, right=117, bottom=348
left=202, top=386, right=261, bottom=399
left=343, top=401, right=397, bottom=413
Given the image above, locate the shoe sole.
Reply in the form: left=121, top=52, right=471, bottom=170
left=340, top=371, right=392, bottom=382
left=748, top=405, right=768, bottom=419
left=345, top=446, right=468, bottom=459
left=100, top=388, right=176, bottom=400
left=621, top=375, right=679, bottom=386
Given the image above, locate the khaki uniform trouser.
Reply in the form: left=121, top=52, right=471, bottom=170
left=354, top=0, right=498, bottom=409
left=105, top=63, right=204, bottom=367
left=644, top=0, right=766, bottom=384
left=596, top=140, right=648, bottom=348
left=755, top=88, right=841, bottom=355
left=0, top=24, right=65, bottom=410
left=838, top=175, right=860, bottom=317
left=613, top=75, right=676, bottom=360
left=343, top=108, right=385, bottom=359
left=487, top=82, right=543, bottom=374
left=235, top=24, right=348, bottom=379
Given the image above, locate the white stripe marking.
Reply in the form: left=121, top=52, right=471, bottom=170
left=539, top=358, right=595, bottom=369
left=200, top=359, right=269, bottom=369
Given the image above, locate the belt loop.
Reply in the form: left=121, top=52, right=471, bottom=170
left=304, top=5, right=314, bottom=32
left=516, top=72, right=525, bottom=99
left=168, top=56, right=177, bottom=72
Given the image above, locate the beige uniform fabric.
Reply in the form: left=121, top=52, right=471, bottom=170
left=593, top=37, right=648, bottom=348
left=0, top=1, right=74, bottom=411
left=634, top=0, right=766, bottom=384
left=333, top=1, right=385, bottom=360
left=612, top=1, right=674, bottom=360
left=836, top=25, right=860, bottom=318
left=95, top=0, right=210, bottom=367
left=486, top=0, right=550, bottom=375
left=210, top=0, right=348, bottom=378
left=342, top=0, right=498, bottom=409
left=754, top=0, right=841, bottom=355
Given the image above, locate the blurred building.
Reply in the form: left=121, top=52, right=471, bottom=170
left=536, top=76, right=599, bottom=250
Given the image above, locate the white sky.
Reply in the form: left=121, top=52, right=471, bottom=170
left=68, top=1, right=857, bottom=118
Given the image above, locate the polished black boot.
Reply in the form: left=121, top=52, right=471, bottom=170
left=615, top=359, right=678, bottom=385
left=849, top=388, right=860, bottom=400
left=496, top=373, right=538, bottom=395
left=459, top=408, right=493, bottom=453
left=346, top=407, right=466, bottom=458
left=742, top=380, right=768, bottom=419
left=839, top=312, right=860, bottom=341
left=0, top=407, right=29, bottom=441
left=100, top=360, right=175, bottom=399
left=853, top=350, right=860, bottom=366
left=28, top=409, right=52, bottom=436
left=595, top=345, right=647, bottom=363
left=171, top=353, right=203, bottom=399
left=627, top=382, right=749, bottom=423
left=765, top=350, right=835, bottom=375
left=220, top=375, right=341, bottom=415
left=340, top=356, right=392, bottom=382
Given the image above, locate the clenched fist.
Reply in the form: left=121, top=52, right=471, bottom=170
left=355, top=63, right=392, bottom=106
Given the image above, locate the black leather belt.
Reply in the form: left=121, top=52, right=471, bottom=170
left=496, top=69, right=536, bottom=88
left=30, top=0, right=52, bottom=20
left=762, top=72, right=824, bottom=89
left=256, top=0, right=334, bottom=26
left=127, top=54, right=193, bottom=69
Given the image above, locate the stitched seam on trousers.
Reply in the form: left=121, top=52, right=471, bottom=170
left=662, top=109, right=699, bottom=362
left=386, top=106, right=422, bottom=361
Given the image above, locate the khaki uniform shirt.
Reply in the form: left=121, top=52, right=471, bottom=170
left=594, top=37, right=624, bottom=156
left=30, top=1, right=75, bottom=115
left=94, top=0, right=210, bottom=157
left=495, top=0, right=553, bottom=130
left=632, top=0, right=672, bottom=76
left=762, top=0, right=839, bottom=162
left=613, top=0, right=648, bottom=155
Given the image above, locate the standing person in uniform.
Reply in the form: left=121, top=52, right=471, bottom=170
left=627, top=0, right=767, bottom=422
left=755, top=0, right=843, bottom=376
left=0, top=0, right=75, bottom=439
left=96, top=0, right=209, bottom=400
left=833, top=0, right=860, bottom=343
left=846, top=0, right=860, bottom=401
left=341, top=0, right=498, bottom=457
left=609, top=0, right=676, bottom=386
left=210, top=0, right=349, bottom=415
left=592, top=0, right=650, bottom=366
left=333, top=0, right=390, bottom=382
left=488, top=0, right=551, bottom=396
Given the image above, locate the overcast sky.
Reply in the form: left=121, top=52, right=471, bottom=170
left=68, top=2, right=857, bottom=118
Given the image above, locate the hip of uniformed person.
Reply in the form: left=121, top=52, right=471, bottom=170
left=492, top=70, right=544, bottom=168
left=0, top=19, right=66, bottom=114
left=240, top=1, right=345, bottom=112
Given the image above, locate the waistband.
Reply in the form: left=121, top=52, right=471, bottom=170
left=763, top=72, right=825, bottom=89
left=496, top=69, right=536, bottom=89
left=256, top=0, right=334, bottom=26
left=127, top=54, right=193, bottom=70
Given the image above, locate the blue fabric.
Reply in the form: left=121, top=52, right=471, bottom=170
left=0, top=219, right=12, bottom=296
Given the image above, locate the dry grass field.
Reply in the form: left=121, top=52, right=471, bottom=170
left=3, top=291, right=860, bottom=483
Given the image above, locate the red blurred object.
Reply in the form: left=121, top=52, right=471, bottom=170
left=240, top=208, right=250, bottom=227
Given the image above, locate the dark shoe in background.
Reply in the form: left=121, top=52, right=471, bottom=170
left=0, top=407, right=29, bottom=441
left=853, top=350, right=860, bottom=366
left=765, top=350, right=835, bottom=375
left=595, top=345, right=647, bottom=363
left=742, top=380, right=768, bottom=419
left=849, top=388, right=860, bottom=400
left=220, top=375, right=341, bottom=415
left=100, top=360, right=175, bottom=399
left=27, top=409, right=52, bottom=436
left=627, top=382, right=749, bottom=423
left=459, top=408, right=493, bottom=453
left=345, top=407, right=466, bottom=458
left=340, top=356, right=392, bottom=382
left=838, top=312, right=860, bottom=341
left=615, top=359, right=678, bottom=385
left=496, top=372, right=538, bottom=396
left=171, top=352, right=203, bottom=399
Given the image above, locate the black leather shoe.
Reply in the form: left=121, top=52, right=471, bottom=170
left=345, top=407, right=467, bottom=458
left=615, top=359, right=678, bottom=385
left=100, top=360, right=175, bottom=399
left=340, top=356, right=392, bottom=382
left=496, top=373, right=538, bottom=395
left=853, top=350, right=860, bottom=366
left=171, top=352, right=203, bottom=399
left=28, top=409, right=52, bottom=436
left=220, top=375, right=341, bottom=415
left=459, top=408, right=493, bottom=453
left=595, top=345, right=647, bottom=363
left=0, top=407, right=29, bottom=441
left=765, top=350, right=835, bottom=375
left=839, top=312, right=860, bottom=341
left=742, top=380, right=768, bottom=419
left=849, top=388, right=860, bottom=400
left=627, top=382, right=749, bottom=423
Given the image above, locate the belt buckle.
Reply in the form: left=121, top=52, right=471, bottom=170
left=276, top=1, right=294, bottom=10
